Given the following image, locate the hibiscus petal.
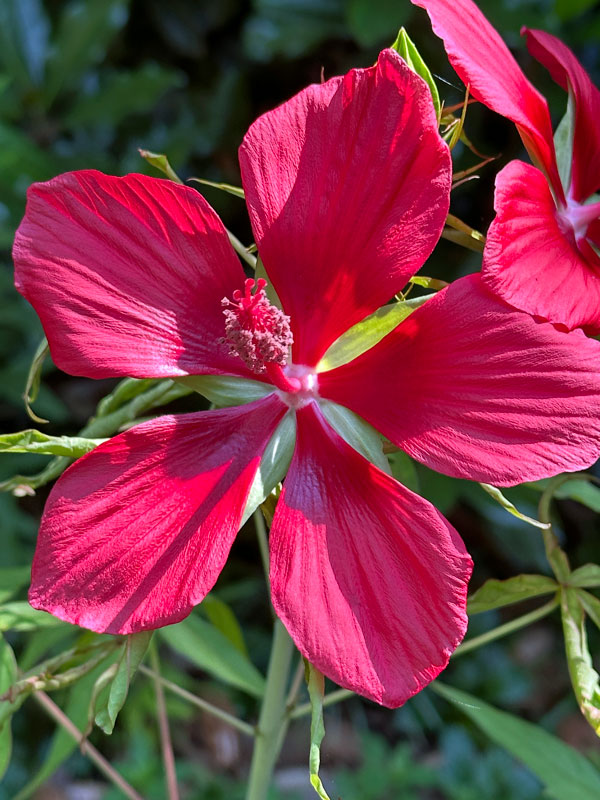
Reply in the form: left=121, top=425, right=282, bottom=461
left=482, top=160, right=600, bottom=331
left=524, top=28, right=600, bottom=203
left=412, top=0, right=561, bottom=194
left=239, top=48, right=451, bottom=367
left=269, top=403, right=471, bottom=707
left=29, top=395, right=287, bottom=634
left=319, top=274, right=600, bottom=486
left=13, top=171, right=252, bottom=379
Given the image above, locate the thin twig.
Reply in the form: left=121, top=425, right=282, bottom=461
left=138, top=664, right=255, bottom=738
left=149, top=644, right=179, bottom=800
left=33, top=691, right=145, bottom=800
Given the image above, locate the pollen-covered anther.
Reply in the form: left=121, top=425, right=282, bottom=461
left=222, top=278, right=293, bottom=374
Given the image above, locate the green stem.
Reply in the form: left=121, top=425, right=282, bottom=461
left=452, top=597, right=559, bottom=658
left=538, top=476, right=574, bottom=582
left=289, top=688, right=354, bottom=720
left=246, top=620, right=295, bottom=800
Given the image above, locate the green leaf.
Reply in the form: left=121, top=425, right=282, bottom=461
left=391, top=27, right=441, bottom=119
left=561, top=588, right=600, bottom=735
left=479, top=483, right=550, bottom=530
left=241, top=412, right=296, bottom=524
left=387, top=449, right=419, bottom=493
left=138, top=148, right=182, bottom=183
left=305, top=661, right=332, bottom=800
left=43, top=0, right=130, bottom=106
left=433, top=682, right=600, bottom=800
left=554, top=91, right=575, bottom=194
left=0, top=429, right=104, bottom=457
left=318, top=301, right=414, bottom=372
left=319, top=400, right=390, bottom=474
left=23, top=338, right=49, bottom=424
left=188, top=177, right=245, bottom=199
left=159, top=613, right=265, bottom=697
left=0, top=566, right=31, bottom=604
left=0, top=602, right=68, bottom=632
left=0, top=636, right=18, bottom=780
left=200, top=595, right=248, bottom=657
left=63, top=64, right=184, bottom=127
left=177, top=374, right=272, bottom=407
left=527, top=475, right=600, bottom=513
left=578, top=590, right=600, bottom=630
left=569, top=564, right=600, bottom=589
left=95, top=631, right=152, bottom=734
left=468, top=574, right=558, bottom=614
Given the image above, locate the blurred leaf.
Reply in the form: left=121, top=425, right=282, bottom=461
left=554, top=91, right=574, bottom=192
left=0, top=429, right=104, bottom=457
left=527, top=475, right=600, bottom=512
left=561, top=588, right=600, bottom=735
left=159, top=613, right=265, bottom=697
left=0, top=566, right=30, bottom=604
left=346, top=0, right=402, bottom=47
left=64, top=63, right=184, bottom=127
left=0, top=0, right=49, bottom=90
left=318, top=301, right=414, bottom=371
left=570, top=564, right=600, bottom=588
left=0, top=602, right=68, bottom=632
left=0, top=636, right=17, bottom=780
left=305, top=661, right=332, bottom=800
left=479, top=483, right=550, bottom=530
left=579, top=590, right=600, bottom=630
left=433, top=682, right=600, bottom=800
left=388, top=450, right=419, bottom=494
left=95, top=631, right=152, bottom=734
left=188, top=177, right=245, bottom=198
left=391, top=27, right=440, bottom=118
left=468, top=575, right=558, bottom=614
left=138, top=148, right=183, bottom=183
left=555, top=0, right=598, bottom=21
left=23, top=338, right=49, bottom=423
left=44, top=0, right=131, bottom=105
left=200, top=595, right=248, bottom=657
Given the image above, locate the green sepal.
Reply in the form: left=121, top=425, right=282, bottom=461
left=176, top=374, right=272, bottom=407
left=561, top=587, right=600, bottom=736
left=554, top=90, right=575, bottom=196
left=0, top=429, right=105, bottom=457
left=94, top=631, right=152, bottom=735
left=138, top=148, right=182, bottom=183
left=319, top=400, right=389, bottom=474
left=391, top=27, right=441, bottom=120
left=305, top=661, right=332, bottom=800
left=467, top=574, right=558, bottom=615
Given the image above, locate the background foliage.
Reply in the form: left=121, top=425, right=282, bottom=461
left=1, top=0, right=599, bottom=797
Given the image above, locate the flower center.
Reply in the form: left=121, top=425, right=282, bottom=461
left=222, top=278, right=319, bottom=404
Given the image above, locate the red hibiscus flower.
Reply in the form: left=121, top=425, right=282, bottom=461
left=13, top=50, right=600, bottom=707
left=413, top=0, right=600, bottom=331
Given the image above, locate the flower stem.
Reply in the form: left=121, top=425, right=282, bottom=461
left=246, top=619, right=295, bottom=800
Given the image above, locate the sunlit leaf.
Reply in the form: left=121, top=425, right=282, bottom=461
left=479, top=483, right=550, bottom=530
left=22, top=338, right=49, bottom=424
left=391, top=27, right=440, bottom=119
left=320, top=400, right=389, bottom=474
left=0, top=429, right=104, bottom=457
left=188, top=177, right=245, bottom=199
left=468, top=574, right=558, bottom=614
left=138, top=148, right=183, bottom=183
left=561, top=588, right=600, bottom=735
left=433, top=682, right=600, bottom=800
left=177, top=374, right=272, bottom=407
left=305, top=661, right=332, bottom=800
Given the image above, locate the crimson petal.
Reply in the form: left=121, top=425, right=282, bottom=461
left=269, top=403, right=471, bottom=707
left=14, top=171, right=252, bottom=380
left=239, top=48, right=451, bottom=367
left=29, top=395, right=287, bottom=634
left=524, top=28, right=600, bottom=203
left=320, top=275, right=600, bottom=486
left=412, top=0, right=561, bottom=195
left=482, top=160, right=600, bottom=331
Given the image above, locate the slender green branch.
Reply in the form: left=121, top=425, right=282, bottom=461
left=289, top=688, right=354, bottom=720
left=453, top=597, right=559, bottom=659
left=228, top=230, right=257, bottom=268
left=149, top=643, right=179, bottom=800
left=33, top=691, right=145, bottom=800
left=138, top=664, right=255, bottom=738
left=246, top=620, right=296, bottom=800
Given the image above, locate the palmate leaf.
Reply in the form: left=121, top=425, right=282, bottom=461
left=467, top=574, right=558, bottom=614
left=433, top=682, right=600, bottom=800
